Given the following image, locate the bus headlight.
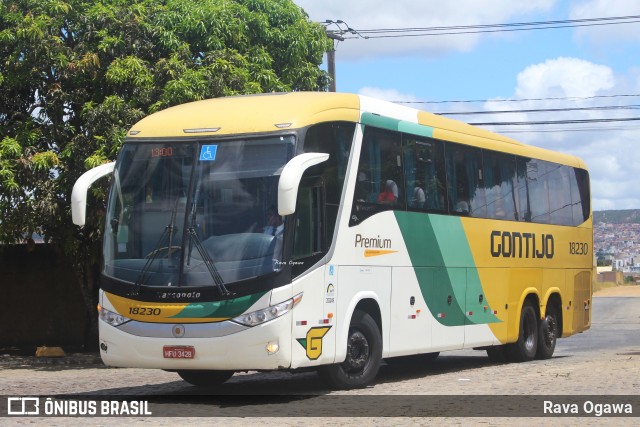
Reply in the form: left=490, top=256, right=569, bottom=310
left=232, top=293, right=303, bottom=327
left=98, top=304, right=131, bottom=327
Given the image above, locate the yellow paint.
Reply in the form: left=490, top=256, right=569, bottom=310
left=459, top=217, right=593, bottom=342
left=364, top=249, right=398, bottom=257
left=104, top=292, right=228, bottom=323
left=305, top=326, right=331, bottom=360
left=128, top=92, right=361, bottom=138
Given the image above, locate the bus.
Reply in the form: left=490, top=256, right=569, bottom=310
left=71, top=92, right=593, bottom=389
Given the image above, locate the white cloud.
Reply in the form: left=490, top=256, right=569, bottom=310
left=358, top=87, right=420, bottom=103
left=294, top=0, right=557, bottom=59
left=569, top=0, right=640, bottom=45
left=514, top=57, right=614, bottom=98
left=478, top=57, right=640, bottom=210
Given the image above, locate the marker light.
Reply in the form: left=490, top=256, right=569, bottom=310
left=232, top=293, right=303, bottom=327
left=266, top=342, right=280, bottom=354
left=183, top=127, right=221, bottom=134
left=98, top=305, right=131, bottom=327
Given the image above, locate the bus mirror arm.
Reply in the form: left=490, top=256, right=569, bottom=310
left=71, top=162, right=116, bottom=226
left=278, top=153, right=329, bottom=216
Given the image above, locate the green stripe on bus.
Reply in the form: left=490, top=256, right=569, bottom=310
left=395, top=212, right=499, bottom=326
left=169, top=291, right=267, bottom=319
left=361, top=112, right=433, bottom=137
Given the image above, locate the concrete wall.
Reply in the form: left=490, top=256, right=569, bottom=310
left=596, top=270, right=624, bottom=284
left=0, top=244, right=87, bottom=350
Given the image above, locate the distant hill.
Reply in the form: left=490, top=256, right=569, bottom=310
left=594, top=209, right=640, bottom=224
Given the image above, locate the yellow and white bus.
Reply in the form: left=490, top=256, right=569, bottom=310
left=72, top=92, right=593, bottom=389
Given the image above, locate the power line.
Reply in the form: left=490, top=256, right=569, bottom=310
left=469, top=117, right=640, bottom=126
left=395, top=93, right=640, bottom=105
left=339, top=14, right=640, bottom=39
left=499, top=126, right=640, bottom=134
left=436, top=104, right=640, bottom=116
left=357, top=15, right=640, bottom=33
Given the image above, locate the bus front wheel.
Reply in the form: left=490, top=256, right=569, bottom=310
left=177, top=370, right=234, bottom=387
left=319, top=309, right=382, bottom=389
left=506, top=302, right=538, bottom=362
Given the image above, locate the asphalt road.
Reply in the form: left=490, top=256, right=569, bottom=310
left=555, top=296, right=640, bottom=354
left=2, top=296, right=638, bottom=425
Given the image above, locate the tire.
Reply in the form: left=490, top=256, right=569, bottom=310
left=177, top=370, right=234, bottom=387
left=486, top=346, right=507, bottom=363
left=536, top=304, right=559, bottom=360
left=506, top=302, right=538, bottom=362
left=319, top=309, right=382, bottom=389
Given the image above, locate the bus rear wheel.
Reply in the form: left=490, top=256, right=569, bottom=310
left=177, top=370, right=234, bottom=387
left=536, top=305, right=559, bottom=359
left=506, top=302, right=538, bottom=362
left=319, top=309, right=382, bottom=389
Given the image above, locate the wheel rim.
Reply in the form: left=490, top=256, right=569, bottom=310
left=541, top=315, right=557, bottom=349
left=523, top=310, right=536, bottom=352
left=343, top=330, right=370, bottom=374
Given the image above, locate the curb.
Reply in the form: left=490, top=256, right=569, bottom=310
left=0, top=353, right=105, bottom=368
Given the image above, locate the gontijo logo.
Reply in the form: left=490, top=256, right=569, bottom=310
left=297, top=326, right=332, bottom=360
left=354, top=233, right=398, bottom=258
left=490, top=230, right=554, bottom=259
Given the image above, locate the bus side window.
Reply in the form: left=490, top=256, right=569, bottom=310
left=303, top=122, right=355, bottom=241
left=292, top=181, right=325, bottom=277
left=350, top=127, right=404, bottom=225
left=403, top=137, right=446, bottom=212
left=445, top=143, right=484, bottom=217
left=548, top=164, right=574, bottom=226
left=482, top=151, right=517, bottom=220
left=571, top=168, right=590, bottom=225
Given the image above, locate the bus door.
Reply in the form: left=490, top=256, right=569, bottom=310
left=291, top=178, right=336, bottom=366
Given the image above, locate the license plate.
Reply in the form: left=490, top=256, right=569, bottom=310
left=163, top=345, right=195, bottom=359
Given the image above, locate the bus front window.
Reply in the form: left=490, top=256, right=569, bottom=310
left=103, top=136, right=295, bottom=289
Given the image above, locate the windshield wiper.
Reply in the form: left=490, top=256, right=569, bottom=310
left=184, top=167, right=233, bottom=297
left=130, top=198, right=181, bottom=295
left=186, top=227, right=234, bottom=297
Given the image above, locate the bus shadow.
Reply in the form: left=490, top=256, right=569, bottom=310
left=55, top=353, right=571, bottom=397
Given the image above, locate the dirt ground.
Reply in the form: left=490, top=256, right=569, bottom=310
left=593, top=284, right=640, bottom=297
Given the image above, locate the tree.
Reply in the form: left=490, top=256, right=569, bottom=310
left=0, top=0, right=331, bottom=348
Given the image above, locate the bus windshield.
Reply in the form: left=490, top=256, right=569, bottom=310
left=103, top=136, right=295, bottom=289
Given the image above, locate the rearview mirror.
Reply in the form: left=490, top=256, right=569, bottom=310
left=71, top=162, right=115, bottom=226
left=278, top=153, right=329, bottom=216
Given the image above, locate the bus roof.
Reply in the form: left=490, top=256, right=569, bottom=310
left=127, top=92, right=586, bottom=169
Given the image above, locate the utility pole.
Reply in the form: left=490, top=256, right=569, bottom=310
left=323, top=19, right=365, bottom=92
left=323, top=20, right=346, bottom=93
left=325, top=32, right=343, bottom=92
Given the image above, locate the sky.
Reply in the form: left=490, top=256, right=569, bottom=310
left=293, top=0, right=640, bottom=211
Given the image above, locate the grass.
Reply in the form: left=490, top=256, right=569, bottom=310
left=593, top=281, right=639, bottom=293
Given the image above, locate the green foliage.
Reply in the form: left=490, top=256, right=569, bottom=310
left=0, top=0, right=330, bottom=248
left=0, top=0, right=330, bottom=347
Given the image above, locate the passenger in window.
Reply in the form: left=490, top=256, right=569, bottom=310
left=456, top=200, right=470, bottom=214
left=413, top=181, right=426, bottom=208
left=262, top=206, right=282, bottom=235
left=378, top=180, right=398, bottom=205
left=454, top=182, right=470, bottom=214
